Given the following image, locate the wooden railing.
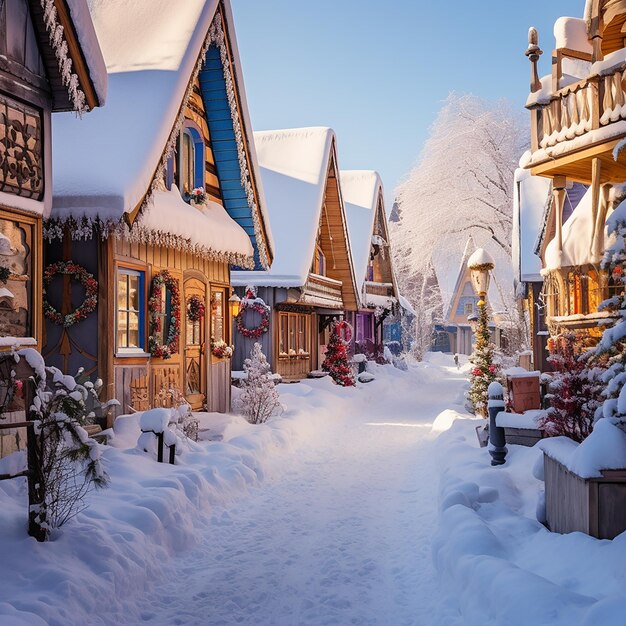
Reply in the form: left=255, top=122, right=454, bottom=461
left=302, top=273, right=343, bottom=307
left=364, top=282, right=394, bottom=298
left=531, top=64, right=626, bottom=152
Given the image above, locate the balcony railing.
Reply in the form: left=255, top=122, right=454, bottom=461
left=302, top=273, right=343, bottom=308
left=530, top=63, right=626, bottom=154
left=364, top=282, right=394, bottom=298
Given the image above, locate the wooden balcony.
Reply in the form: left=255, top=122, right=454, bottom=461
left=527, top=63, right=626, bottom=183
left=364, top=282, right=394, bottom=298
left=301, top=273, right=343, bottom=308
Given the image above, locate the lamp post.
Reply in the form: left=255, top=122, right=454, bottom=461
left=229, top=293, right=241, bottom=318
left=467, top=248, right=497, bottom=417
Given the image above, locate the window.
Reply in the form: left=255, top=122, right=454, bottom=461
left=311, top=243, right=326, bottom=276
left=0, top=215, right=35, bottom=340
left=211, top=289, right=225, bottom=343
left=116, top=268, right=144, bottom=352
left=278, top=312, right=309, bottom=356
left=181, top=130, right=195, bottom=196
left=463, top=302, right=474, bottom=316
left=366, top=263, right=374, bottom=282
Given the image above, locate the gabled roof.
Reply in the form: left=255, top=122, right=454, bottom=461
left=444, top=237, right=476, bottom=323
left=232, top=128, right=358, bottom=300
left=340, top=169, right=399, bottom=305
left=49, top=0, right=272, bottom=268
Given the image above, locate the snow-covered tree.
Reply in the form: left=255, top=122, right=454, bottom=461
left=540, top=333, right=605, bottom=442
left=467, top=301, right=499, bottom=417
left=240, top=343, right=282, bottom=424
left=391, top=93, right=527, bottom=326
left=408, top=266, right=443, bottom=360
left=592, top=199, right=626, bottom=427
left=322, top=322, right=356, bottom=387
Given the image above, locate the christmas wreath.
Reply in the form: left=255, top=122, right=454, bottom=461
left=43, top=261, right=98, bottom=327
left=148, top=270, right=181, bottom=359
left=211, top=338, right=233, bottom=359
left=186, top=294, right=205, bottom=322
left=334, top=319, right=353, bottom=344
left=236, top=287, right=270, bottom=339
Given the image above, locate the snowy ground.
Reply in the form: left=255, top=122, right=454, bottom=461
left=3, top=354, right=626, bottom=625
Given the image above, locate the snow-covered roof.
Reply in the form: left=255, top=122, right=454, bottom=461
left=67, top=0, right=108, bottom=106
left=50, top=0, right=272, bottom=267
left=512, top=168, right=551, bottom=283
left=129, top=186, right=253, bottom=266
left=232, top=127, right=337, bottom=287
left=544, top=186, right=610, bottom=270
left=340, top=171, right=382, bottom=287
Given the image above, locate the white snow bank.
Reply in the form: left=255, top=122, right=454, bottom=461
left=434, top=416, right=626, bottom=625
left=496, top=409, right=545, bottom=430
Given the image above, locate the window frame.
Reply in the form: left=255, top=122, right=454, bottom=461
left=178, top=123, right=205, bottom=200
left=278, top=311, right=310, bottom=358
left=115, top=267, right=146, bottom=356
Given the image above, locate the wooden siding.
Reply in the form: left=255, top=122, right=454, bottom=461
left=319, top=151, right=359, bottom=311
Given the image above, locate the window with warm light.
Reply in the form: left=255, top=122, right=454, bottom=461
left=116, top=268, right=145, bottom=352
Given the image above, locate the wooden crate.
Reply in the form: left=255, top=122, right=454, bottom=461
left=544, top=454, right=626, bottom=539
left=507, top=375, right=541, bottom=413
left=503, top=426, right=543, bottom=447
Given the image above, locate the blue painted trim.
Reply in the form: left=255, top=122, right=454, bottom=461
left=199, top=45, right=263, bottom=270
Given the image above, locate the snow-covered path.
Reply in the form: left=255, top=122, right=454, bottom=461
left=123, top=359, right=467, bottom=626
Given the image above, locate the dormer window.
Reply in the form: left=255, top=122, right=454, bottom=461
left=312, top=243, right=325, bottom=276
left=177, top=123, right=205, bottom=201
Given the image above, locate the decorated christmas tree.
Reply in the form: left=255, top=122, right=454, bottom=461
left=467, top=300, right=498, bottom=416
left=541, top=333, right=605, bottom=442
left=322, top=321, right=356, bottom=387
left=240, top=342, right=282, bottom=424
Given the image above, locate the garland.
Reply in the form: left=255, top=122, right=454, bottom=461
left=43, top=261, right=98, bottom=327
left=236, top=288, right=270, bottom=339
left=211, top=338, right=232, bottom=359
left=148, top=270, right=181, bottom=359
left=186, top=294, right=205, bottom=323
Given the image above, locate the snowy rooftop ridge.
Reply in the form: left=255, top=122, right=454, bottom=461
left=50, top=0, right=272, bottom=264
left=340, top=170, right=383, bottom=289
left=232, top=127, right=337, bottom=287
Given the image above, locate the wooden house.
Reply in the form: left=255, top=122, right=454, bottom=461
left=43, top=0, right=273, bottom=419
left=340, top=170, right=399, bottom=360
left=231, top=127, right=359, bottom=380
left=523, top=3, right=626, bottom=338
left=0, top=0, right=106, bottom=352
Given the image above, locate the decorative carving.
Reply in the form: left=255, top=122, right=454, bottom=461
left=0, top=95, right=43, bottom=199
left=186, top=358, right=200, bottom=394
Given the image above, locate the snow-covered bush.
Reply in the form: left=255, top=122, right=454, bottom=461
left=540, top=333, right=605, bottom=442
left=15, top=350, right=115, bottom=539
left=240, top=343, right=282, bottom=424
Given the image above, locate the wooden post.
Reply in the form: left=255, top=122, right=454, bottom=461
left=157, top=431, right=164, bottom=463
left=553, top=176, right=567, bottom=257
left=590, top=0, right=604, bottom=63
left=590, top=158, right=602, bottom=262
left=169, top=443, right=175, bottom=465
left=525, top=27, right=543, bottom=93
left=26, top=423, right=47, bottom=542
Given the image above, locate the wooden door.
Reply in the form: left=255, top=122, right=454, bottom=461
left=184, top=278, right=206, bottom=409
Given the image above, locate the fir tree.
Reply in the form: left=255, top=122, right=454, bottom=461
left=540, top=333, right=605, bottom=442
left=240, top=343, right=282, bottom=424
left=322, top=321, right=356, bottom=387
left=467, top=301, right=498, bottom=416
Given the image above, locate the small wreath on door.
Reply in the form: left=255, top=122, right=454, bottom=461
left=148, top=270, right=181, bottom=359
left=186, top=294, right=205, bottom=322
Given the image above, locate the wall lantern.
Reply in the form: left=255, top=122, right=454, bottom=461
left=229, top=293, right=241, bottom=318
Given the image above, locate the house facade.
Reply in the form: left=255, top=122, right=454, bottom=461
left=232, top=127, right=359, bottom=380
left=341, top=171, right=399, bottom=361
left=523, top=3, right=626, bottom=339
left=0, top=0, right=106, bottom=353
left=43, top=0, right=272, bottom=420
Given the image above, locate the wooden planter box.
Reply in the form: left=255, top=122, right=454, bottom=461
left=506, top=374, right=541, bottom=413
left=503, top=426, right=544, bottom=447
left=544, top=454, right=626, bottom=539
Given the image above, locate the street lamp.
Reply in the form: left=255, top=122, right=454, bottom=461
left=467, top=248, right=495, bottom=304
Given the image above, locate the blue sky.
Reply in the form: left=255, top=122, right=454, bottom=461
left=231, top=0, right=578, bottom=206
